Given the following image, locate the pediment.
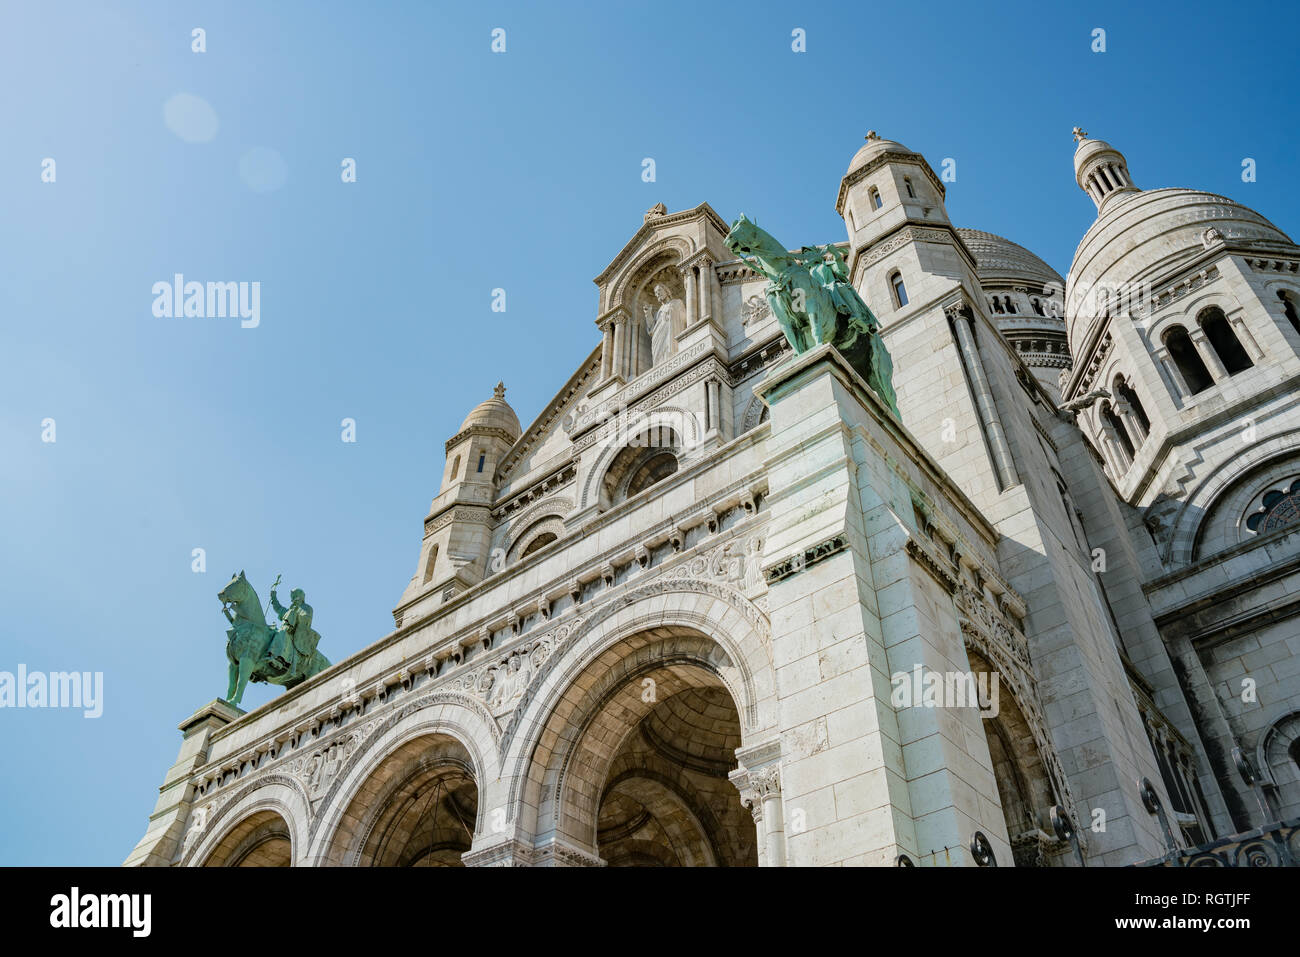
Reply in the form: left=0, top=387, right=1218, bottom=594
left=594, top=202, right=733, bottom=316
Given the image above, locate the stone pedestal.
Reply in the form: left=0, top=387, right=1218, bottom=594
left=124, top=699, right=243, bottom=866
left=756, top=345, right=1011, bottom=866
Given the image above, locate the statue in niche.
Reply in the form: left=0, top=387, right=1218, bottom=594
left=642, top=282, right=687, bottom=367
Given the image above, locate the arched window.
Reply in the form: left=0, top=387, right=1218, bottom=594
left=449, top=455, right=461, bottom=482
left=1003, top=295, right=1017, bottom=315
left=626, top=451, right=678, bottom=498
left=520, top=532, right=558, bottom=558
left=1101, top=400, right=1135, bottom=464
left=1163, top=326, right=1213, bottom=394
left=903, top=177, right=916, bottom=198
left=1031, top=297, right=1044, bottom=316
left=1198, top=307, right=1253, bottom=374
left=869, top=187, right=882, bottom=210
left=990, top=297, right=1004, bottom=315
left=599, top=429, right=683, bottom=510
left=476, top=453, right=486, bottom=473
left=422, top=544, right=439, bottom=584
left=890, top=271, right=908, bottom=308
left=1279, top=291, right=1300, bottom=335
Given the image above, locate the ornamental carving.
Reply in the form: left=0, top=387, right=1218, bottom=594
left=285, top=719, right=379, bottom=800
left=445, top=617, right=587, bottom=717
left=764, top=535, right=847, bottom=584
left=567, top=341, right=713, bottom=436
left=861, top=226, right=952, bottom=268
left=743, top=294, right=771, bottom=325
left=425, top=505, right=492, bottom=536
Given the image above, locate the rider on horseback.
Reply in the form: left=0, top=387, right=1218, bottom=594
left=268, top=587, right=320, bottom=672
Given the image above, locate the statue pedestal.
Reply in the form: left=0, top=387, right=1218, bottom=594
left=124, top=699, right=244, bottom=866
left=755, top=344, right=1011, bottom=866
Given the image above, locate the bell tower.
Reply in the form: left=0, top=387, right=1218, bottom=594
left=395, top=382, right=521, bottom=618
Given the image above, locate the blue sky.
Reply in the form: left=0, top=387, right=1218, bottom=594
left=1, top=1, right=1296, bottom=865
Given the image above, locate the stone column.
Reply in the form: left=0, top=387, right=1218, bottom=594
left=1114, top=397, right=1146, bottom=447
left=1155, top=346, right=1190, bottom=399
left=599, top=320, right=613, bottom=380
left=1100, top=420, right=1131, bottom=474
left=1230, top=315, right=1265, bottom=361
left=629, top=310, right=641, bottom=378
left=756, top=768, right=785, bottom=865
left=1189, top=328, right=1228, bottom=380
left=755, top=344, right=1011, bottom=866
left=698, top=256, right=715, bottom=325
left=731, top=742, right=785, bottom=867
left=947, top=304, right=1020, bottom=490
left=705, top=378, right=721, bottom=435
left=682, top=266, right=698, bottom=329
left=611, top=313, right=627, bottom=381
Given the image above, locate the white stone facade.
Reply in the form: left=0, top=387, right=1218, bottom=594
left=128, top=133, right=1300, bottom=867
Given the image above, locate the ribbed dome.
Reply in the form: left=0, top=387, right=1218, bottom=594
left=846, top=131, right=910, bottom=175
left=1066, top=188, right=1293, bottom=352
left=459, top=382, right=521, bottom=438
left=958, top=228, right=1064, bottom=290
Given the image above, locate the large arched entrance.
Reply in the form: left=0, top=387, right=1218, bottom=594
left=522, top=628, right=759, bottom=866
left=329, top=733, right=479, bottom=866
left=967, top=648, right=1060, bottom=866
left=201, top=809, right=292, bottom=867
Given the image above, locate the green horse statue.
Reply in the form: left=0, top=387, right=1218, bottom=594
left=724, top=214, right=898, bottom=414
left=217, top=570, right=330, bottom=707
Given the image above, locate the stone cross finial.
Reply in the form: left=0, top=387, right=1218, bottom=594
left=1072, top=127, right=1087, bottom=142
left=644, top=202, right=667, bottom=222
left=493, top=381, right=506, bottom=399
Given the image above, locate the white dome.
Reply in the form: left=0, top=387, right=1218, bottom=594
left=1065, top=188, right=1293, bottom=353
left=958, top=228, right=1064, bottom=290
left=459, top=382, right=521, bottom=438
left=845, top=131, right=910, bottom=175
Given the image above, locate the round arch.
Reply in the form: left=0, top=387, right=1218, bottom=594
left=500, top=583, right=773, bottom=861
left=607, top=237, right=694, bottom=310
left=183, top=776, right=311, bottom=867
left=578, top=408, right=702, bottom=512
left=305, top=692, right=501, bottom=865
left=1164, top=432, right=1300, bottom=565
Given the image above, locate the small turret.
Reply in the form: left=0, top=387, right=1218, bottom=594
left=1072, top=127, right=1139, bottom=215
left=837, top=131, right=951, bottom=252
left=396, top=383, right=521, bottom=614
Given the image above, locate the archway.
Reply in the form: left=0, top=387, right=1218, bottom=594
left=966, top=649, right=1059, bottom=866
left=329, top=733, right=478, bottom=866
left=201, top=809, right=292, bottom=867
left=522, top=629, right=759, bottom=866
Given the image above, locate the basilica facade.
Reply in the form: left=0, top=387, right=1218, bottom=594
left=128, top=131, right=1300, bottom=867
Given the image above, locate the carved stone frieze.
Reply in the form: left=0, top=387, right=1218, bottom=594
left=764, top=534, right=847, bottom=584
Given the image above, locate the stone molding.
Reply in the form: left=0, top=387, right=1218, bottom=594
left=763, top=534, right=847, bottom=584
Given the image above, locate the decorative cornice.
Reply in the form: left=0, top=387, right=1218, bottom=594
left=444, top=425, right=517, bottom=454
left=424, top=504, right=492, bottom=536
left=763, top=534, right=847, bottom=584
left=835, top=148, right=946, bottom=215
